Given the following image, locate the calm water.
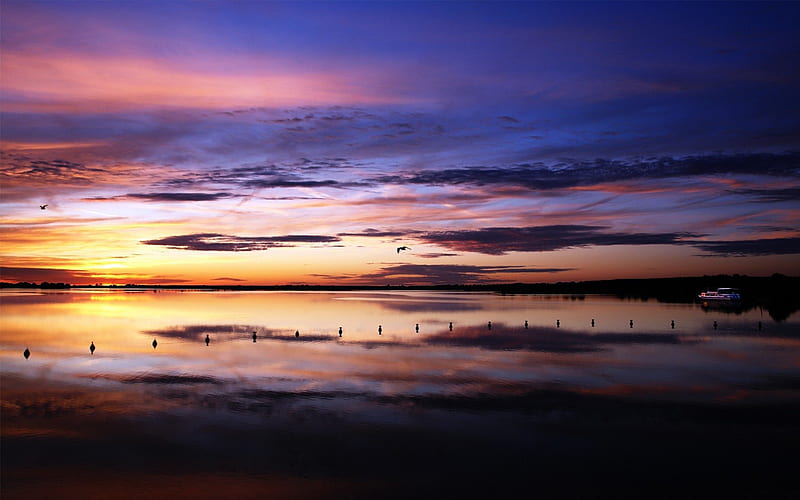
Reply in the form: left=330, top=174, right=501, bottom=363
left=2, top=290, right=799, bottom=498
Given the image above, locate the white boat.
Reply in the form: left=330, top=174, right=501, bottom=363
left=698, top=288, right=741, bottom=302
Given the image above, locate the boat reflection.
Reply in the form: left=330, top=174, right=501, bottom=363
left=700, top=300, right=745, bottom=314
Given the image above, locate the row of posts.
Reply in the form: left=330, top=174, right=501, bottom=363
left=20, top=319, right=765, bottom=359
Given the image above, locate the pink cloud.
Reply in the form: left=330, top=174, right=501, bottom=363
left=0, top=50, right=414, bottom=112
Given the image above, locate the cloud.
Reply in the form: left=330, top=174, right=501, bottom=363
left=118, top=374, right=224, bottom=385
left=337, top=228, right=416, bottom=239
left=0, top=266, right=88, bottom=283
left=373, top=153, right=800, bottom=191
left=295, top=157, right=359, bottom=171
left=416, top=225, right=699, bottom=255
left=360, top=263, right=574, bottom=284
left=1, top=154, right=122, bottom=187
left=0, top=47, right=412, bottom=112
left=159, top=162, right=370, bottom=191
left=729, top=187, right=800, bottom=203
left=410, top=226, right=800, bottom=257
left=0, top=150, right=181, bottom=203
left=88, top=192, right=236, bottom=202
left=691, top=237, right=800, bottom=256
left=142, top=233, right=341, bottom=251
left=244, top=179, right=352, bottom=189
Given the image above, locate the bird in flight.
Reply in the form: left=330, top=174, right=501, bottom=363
left=40, top=204, right=48, bottom=210
left=397, top=246, right=411, bottom=254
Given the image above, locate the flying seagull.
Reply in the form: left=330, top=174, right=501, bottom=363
left=396, top=246, right=411, bottom=254
left=40, top=205, right=48, bottom=210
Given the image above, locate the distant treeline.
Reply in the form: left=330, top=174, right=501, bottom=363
left=2, top=274, right=797, bottom=319
left=0, top=274, right=795, bottom=299
left=0, top=281, right=72, bottom=289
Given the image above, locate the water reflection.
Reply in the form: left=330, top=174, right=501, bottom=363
left=2, top=290, right=799, bottom=498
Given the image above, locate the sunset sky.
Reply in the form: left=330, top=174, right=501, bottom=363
left=1, top=0, right=798, bottom=285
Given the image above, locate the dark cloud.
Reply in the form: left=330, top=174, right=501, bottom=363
left=142, top=233, right=341, bottom=251
left=269, top=117, right=306, bottom=124
left=258, top=195, right=327, bottom=200
left=416, top=225, right=699, bottom=255
left=118, top=374, right=224, bottom=385
left=245, top=179, right=351, bottom=189
left=691, top=237, right=800, bottom=256
left=126, top=192, right=234, bottom=201
left=0, top=266, right=89, bottom=283
left=418, top=252, right=460, bottom=259
left=295, top=157, right=356, bottom=171
left=160, top=162, right=369, bottom=191
left=337, top=228, right=415, bottom=238
left=412, top=225, right=799, bottom=257
left=88, top=192, right=235, bottom=202
left=0, top=153, right=125, bottom=188
left=361, top=263, right=574, bottom=284
left=373, top=152, right=800, bottom=191
left=729, top=187, right=800, bottom=203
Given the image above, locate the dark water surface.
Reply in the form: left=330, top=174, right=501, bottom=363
left=2, top=290, right=799, bottom=498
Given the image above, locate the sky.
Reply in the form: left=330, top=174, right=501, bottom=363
left=1, top=0, right=798, bottom=286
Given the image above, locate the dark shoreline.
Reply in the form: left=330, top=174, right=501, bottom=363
left=3, top=274, right=798, bottom=321
left=1, top=273, right=795, bottom=294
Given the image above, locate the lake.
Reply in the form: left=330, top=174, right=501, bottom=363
left=2, top=289, right=799, bottom=498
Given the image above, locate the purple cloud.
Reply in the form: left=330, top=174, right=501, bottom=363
left=142, top=233, right=341, bottom=251
left=360, top=264, right=574, bottom=284
left=337, top=229, right=416, bottom=238
left=691, top=237, right=800, bottom=256
left=88, top=192, right=236, bottom=202
left=417, top=225, right=700, bottom=255
left=0, top=266, right=87, bottom=283
left=374, top=153, right=800, bottom=191
left=728, top=187, right=800, bottom=203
